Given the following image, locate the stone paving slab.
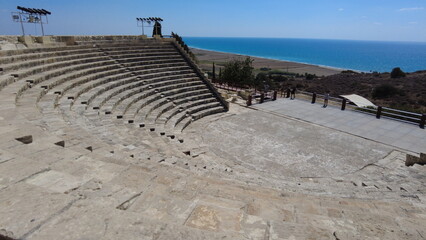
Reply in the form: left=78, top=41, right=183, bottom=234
left=253, top=98, right=426, bottom=153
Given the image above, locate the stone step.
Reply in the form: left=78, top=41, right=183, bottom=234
left=1, top=51, right=104, bottom=73
left=126, top=61, right=188, bottom=72
left=164, top=102, right=223, bottom=131
left=126, top=89, right=212, bottom=122
left=108, top=51, right=179, bottom=59
left=112, top=55, right=182, bottom=64
left=88, top=74, right=199, bottom=111
left=104, top=48, right=176, bottom=55
left=122, top=58, right=186, bottom=68
left=104, top=81, right=206, bottom=114
left=115, top=78, right=205, bottom=116
left=15, top=59, right=118, bottom=102
left=0, top=55, right=113, bottom=92
left=0, top=44, right=93, bottom=60
left=148, top=98, right=219, bottom=130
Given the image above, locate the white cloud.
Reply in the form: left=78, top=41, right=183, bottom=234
left=338, top=8, right=344, bottom=11
left=409, top=21, right=418, bottom=24
left=398, top=7, right=424, bottom=12
left=373, top=22, right=382, bottom=25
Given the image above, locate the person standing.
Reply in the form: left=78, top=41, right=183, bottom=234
left=323, top=92, right=330, bottom=108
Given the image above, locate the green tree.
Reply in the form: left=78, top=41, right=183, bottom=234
left=212, top=62, right=216, bottom=82
left=390, top=67, right=406, bottom=78
left=221, top=57, right=254, bottom=88
left=255, top=72, right=268, bottom=92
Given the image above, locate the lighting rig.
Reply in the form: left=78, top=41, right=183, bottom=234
left=136, top=17, right=163, bottom=36
left=11, top=6, right=51, bottom=36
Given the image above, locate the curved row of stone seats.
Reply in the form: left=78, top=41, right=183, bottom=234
left=102, top=80, right=205, bottom=116
left=106, top=51, right=179, bottom=60
left=16, top=57, right=117, bottom=102
left=48, top=62, right=188, bottom=107
left=86, top=72, right=197, bottom=112
left=164, top=102, right=223, bottom=132
left=36, top=63, right=123, bottom=101
left=101, top=46, right=177, bottom=56
left=126, top=91, right=216, bottom=124
left=0, top=45, right=94, bottom=63
left=0, top=47, right=105, bottom=91
left=152, top=93, right=217, bottom=126
left=64, top=62, right=190, bottom=110
left=14, top=44, right=181, bottom=106
left=0, top=46, right=100, bottom=76
left=114, top=81, right=209, bottom=126
left=150, top=97, right=221, bottom=133
left=120, top=58, right=186, bottom=68
left=44, top=68, right=133, bottom=108
left=0, top=46, right=100, bottom=72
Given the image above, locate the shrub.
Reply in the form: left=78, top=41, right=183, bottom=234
left=304, top=73, right=317, bottom=80
left=390, top=67, right=406, bottom=78
left=222, top=57, right=254, bottom=87
left=372, top=84, right=400, bottom=99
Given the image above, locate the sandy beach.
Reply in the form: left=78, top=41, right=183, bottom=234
left=191, top=48, right=342, bottom=76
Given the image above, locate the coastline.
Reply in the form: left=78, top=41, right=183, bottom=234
left=190, top=47, right=342, bottom=76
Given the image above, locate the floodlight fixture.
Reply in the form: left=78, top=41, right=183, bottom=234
left=12, top=6, right=52, bottom=36
left=136, top=17, right=163, bottom=35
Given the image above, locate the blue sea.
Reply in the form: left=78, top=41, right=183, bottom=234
left=183, top=37, right=426, bottom=73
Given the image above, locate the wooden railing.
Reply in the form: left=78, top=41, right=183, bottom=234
left=233, top=87, right=426, bottom=128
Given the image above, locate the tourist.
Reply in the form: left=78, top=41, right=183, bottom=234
left=323, top=92, right=330, bottom=108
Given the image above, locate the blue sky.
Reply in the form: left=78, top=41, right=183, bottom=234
left=1, top=0, right=425, bottom=42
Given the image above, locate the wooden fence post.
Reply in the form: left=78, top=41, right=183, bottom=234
left=376, top=106, right=382, bottom=119
left=420, top=114, right=426, bottom=129
left=341, top=99, right=346, bottom=110
left=311, top=93, right=316, bottom=104
left=260, top=93, right=265, bottom=103
left=247, top=95, right=252, bottom=106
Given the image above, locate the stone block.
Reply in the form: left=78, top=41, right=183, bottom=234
left=34, top=36, right=52, bottom=44
left=405, top=154, right=425, bottom=166
left=17, top=36, right=34, bottom=45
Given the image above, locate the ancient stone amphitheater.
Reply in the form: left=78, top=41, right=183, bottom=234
left=0, top=35, right=425, bottom=240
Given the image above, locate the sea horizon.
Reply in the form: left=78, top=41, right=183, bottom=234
left=184, top=36, right=426, bottom=73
